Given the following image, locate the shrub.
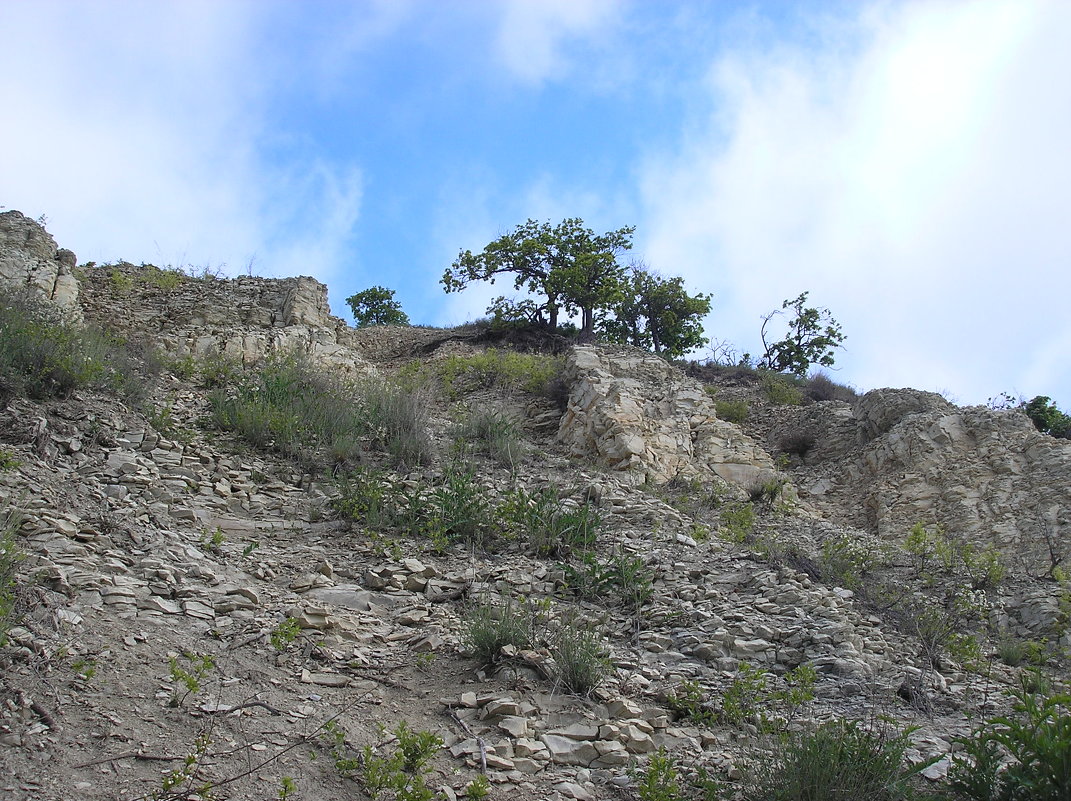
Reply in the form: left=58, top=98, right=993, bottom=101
left=818, top=532, right=885, bottom=592
left=634, top=749, right=724, bottom=801
left=904, top=522, right=1004, bottom=590
left=763, top=375, right=804, bottom=406
left=672, top=664, right=816, bottom=732
left=748, top=478, right=786, bottom=505
left=718, top=501, right=755, bottom=543
left=778, top=430, right=817, bottom=459
left=635, top=748, right=681, bottom=801
left=715, top=398, right=749, bottom=424
left=948, top=679, right=1071, bottom=800
left=1022, top=395, right=1071, bottom=439
left=325, top=720, right=442, bottom=801
left=805, top=370, right=858, bottom=402
left=742, top=720, right=929, bottom=801
left=462, top=597, right=536, bottom=664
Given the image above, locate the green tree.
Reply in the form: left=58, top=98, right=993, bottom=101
left=442, top=218, right=634, bottom=339
left=758, top=292, right=845, bottom=376
left=601, top=264, right=712, bottom=358
left=346, top=286, right=410, bottom=328
left=1022, top=396, right=1071, bottom=439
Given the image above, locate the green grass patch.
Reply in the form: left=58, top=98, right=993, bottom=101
left=208, top=354, right=432, bottom=467
left=0, top=507, right=24, bottom=646
left=0, top=288, right=152, bottom=405
left=715, top=398, right=749, bottom=424
left=432, top=348, right=563, bottom=397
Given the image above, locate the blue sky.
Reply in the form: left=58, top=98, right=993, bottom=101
left=2, top=0, right=1069, bottom=409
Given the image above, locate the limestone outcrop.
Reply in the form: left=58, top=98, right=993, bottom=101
left=78, top=261, right=372, bottom=372
left=785, top=389, right=1071, bottom=573
left=0, top=210, right=81, bottom=317
left=558, top=345, right=778, bottom=488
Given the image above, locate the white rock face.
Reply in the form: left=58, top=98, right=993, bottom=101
left=78, top=261, right=372, bottom=373
left=790, top=388, right=1071, bottom=573
left=557, top=345, right=778, bottom=487
left=0, top=210, right=81, bottom=318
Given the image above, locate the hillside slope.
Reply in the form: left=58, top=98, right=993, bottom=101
left=0, top=211, right=1068, bottom=801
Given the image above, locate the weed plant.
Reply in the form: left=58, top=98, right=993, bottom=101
left=464, top=774, right=491, bottom=799
left=553, top=622, right=609, bottom=695
left=270, top=617, right=302, bottom=651
left=948, top=678, right=1071, bottom=800
left=742, top=720, right=931, bottom=801
left=667, top=679, right=718, bottom=726
left=462, top=597, right=537, bottom=664
left=0, top=448, right=19, bottom=471
left=357, top=378, right=434, bottom=465
left=499, top=487, right=601, bottom=556
left=561, top=551, right=653, bottom=610
left=209, top=355, right=432, bottom=468
left=419, top=465, right=493, bottom=551
left=453, top=406, right=524, bottom=465
left=333, top=465, right=494, bottom=552
left=332, top=468, right=401, bottom=531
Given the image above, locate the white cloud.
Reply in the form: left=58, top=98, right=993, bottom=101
left=640, top=0, right=1071, bottom=405
left=0, top=1, right=363, bottom=300
left=494, top=0, right=619, bottom=85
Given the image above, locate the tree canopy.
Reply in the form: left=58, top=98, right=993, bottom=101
left=1022, top=396, right=1071, bottom=438
left=600, top=264, right=712, bottom=358
left=442, top=218, right=634, bottom=339
left=757, top=292, right=845, bottom=376
left=345, top=286, right=410, bottom=328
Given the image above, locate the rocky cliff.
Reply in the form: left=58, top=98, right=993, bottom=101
left=768, top=388, right=1071, bottom=575
left=0, top=211, right=81, bottom=318
left=78, top=261, right=372, bottom=373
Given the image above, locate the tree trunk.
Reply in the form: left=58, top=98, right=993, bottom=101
left=580, top=307, right=596, bottom=342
